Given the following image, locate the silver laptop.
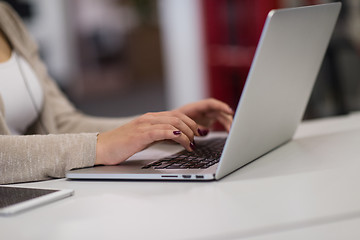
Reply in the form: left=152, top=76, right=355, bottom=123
left=66, top=3, right=341, bottom=181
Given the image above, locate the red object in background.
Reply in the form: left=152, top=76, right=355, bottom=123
left=201, top=0, right=279, bottom=113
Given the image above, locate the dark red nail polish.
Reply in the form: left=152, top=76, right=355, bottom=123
left=197, top=128, right=203, bottom=136
left=173, top=130, right=181, bottom=135
left=202, top=129, right=209, bottom=136
left=198, top=129, right=209, bottom=136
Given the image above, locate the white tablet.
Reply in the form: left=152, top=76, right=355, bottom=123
left=0, top=185, right=74, bottom=216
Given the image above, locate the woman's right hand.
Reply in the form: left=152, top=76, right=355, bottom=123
left=95, top=111, right=201, bottom=165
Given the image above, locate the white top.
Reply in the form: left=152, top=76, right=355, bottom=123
left=0, top=51, right=44, bottom=135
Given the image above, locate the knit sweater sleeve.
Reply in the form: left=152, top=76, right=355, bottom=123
left=0, top=133, right=97, bottom=184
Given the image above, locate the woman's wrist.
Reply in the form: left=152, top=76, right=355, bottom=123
left=95, top=132, right=104, bottom=165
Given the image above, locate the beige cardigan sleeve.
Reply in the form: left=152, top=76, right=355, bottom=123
left=0, top=133, right=97, bottom=184
left=0, top=2, right=135, bottom=184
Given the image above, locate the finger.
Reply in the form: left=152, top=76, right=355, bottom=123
left=147, top=115, right=196, bottom=141
left=171, top=111, right=201, bottom=136
left=200, top=98, right=234, bottom=115
left=171, top=132, right=194, bottom=152
left=157, top=111, right=200, bottom=137
left=215, top=112, right=233, bottom=132
left=145, top=124, right=194, bottom=151
left=203, top=111, right=233, bottom=132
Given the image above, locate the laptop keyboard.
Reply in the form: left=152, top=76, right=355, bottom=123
left=142, top=137, right=226, bottom=170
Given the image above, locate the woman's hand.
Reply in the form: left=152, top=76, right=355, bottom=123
left=176, top=98, right=233, bottom=133
left=96, top=111, right=201, bottom=165
left=95, top=98, right=234, bottom=166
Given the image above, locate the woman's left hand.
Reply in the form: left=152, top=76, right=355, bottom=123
left=176, top=98, right=234, bottom=134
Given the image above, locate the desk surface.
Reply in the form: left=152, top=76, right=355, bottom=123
left=2, top=114, right=360, bottom=240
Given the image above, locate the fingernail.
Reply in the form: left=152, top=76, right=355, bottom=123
left=173, top=130, right=181, bottom=135
left=198, top=128, right=209, bottom=136
left=197, top=128, right=203, bottom=136
left=202, top=129, right=209, bottom=136
left=190, top=142, right=196, bottom=150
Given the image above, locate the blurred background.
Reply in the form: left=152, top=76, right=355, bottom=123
left=4, top=0, right=360, bottom=122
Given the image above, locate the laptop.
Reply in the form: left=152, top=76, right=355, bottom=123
left=66, top=3, right=341, bottom=181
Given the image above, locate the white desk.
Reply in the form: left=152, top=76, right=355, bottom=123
left=2, top=114, right=360, bottom=240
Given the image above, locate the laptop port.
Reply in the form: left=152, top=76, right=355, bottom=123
left=182, top=175, right=191, bottom=179
left=161, top=175, right=178, bottom=178
left=196, top=175, right=204, bottom=179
